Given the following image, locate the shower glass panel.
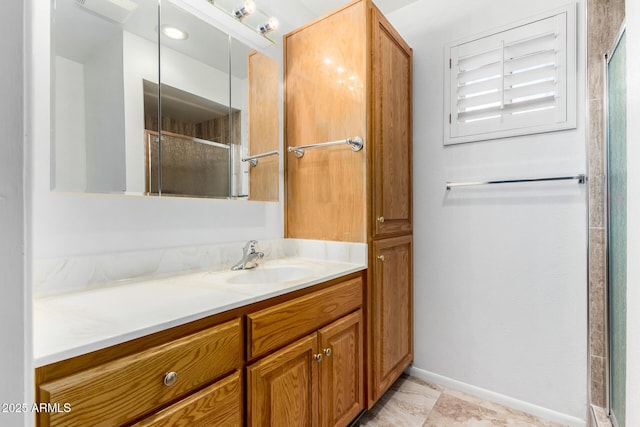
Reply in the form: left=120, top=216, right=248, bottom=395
left=607, top=29, right=626, bottom=427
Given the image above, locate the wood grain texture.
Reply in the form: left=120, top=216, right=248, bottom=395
left=370, top=7, right=413, bottom=238
left=284, top=0, right=368, bottom=242
left=247, top=334, right=319, bottom=427
left=282, top=0, right=413, bottom=410
left=39, top=319, right=241, bottom=427
left=247, top=277, right=363, bottom=360
left=369, top=235, right=413, bottom=405
left=318, top=310, right=364, bottom=427
left=248, top=51, right=279, bottom=201
left=131, top=371, right=242, bottom=427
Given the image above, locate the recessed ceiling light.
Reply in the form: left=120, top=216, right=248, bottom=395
left=161, top=25, right=189, bottom=40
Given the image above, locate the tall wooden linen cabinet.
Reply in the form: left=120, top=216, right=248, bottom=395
left=284, top=0, right=413, bottom=413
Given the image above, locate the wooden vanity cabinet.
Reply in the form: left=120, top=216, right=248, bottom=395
left=284, top=0, right=413, bottom=409
left=247, top=311, right=364, bottom=427
left=36, top=319, right=242, bottom=427
left=35, top=272, right=366, bottom=427
left=246, top=277, right=364, bottom=427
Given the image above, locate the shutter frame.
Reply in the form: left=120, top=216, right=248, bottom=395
left=443, top=3, right=577, bottom=145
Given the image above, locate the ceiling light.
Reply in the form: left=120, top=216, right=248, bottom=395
left=233, top=0, right=256, bottom=19
left=161, top=25, right=189, bottom=40
left=258, top=16, right=279, bottom=34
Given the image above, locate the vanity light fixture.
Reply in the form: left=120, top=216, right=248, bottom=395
left=233, top=0, right=256, bottom=19
left=258, top=16, right=279, bottom=34
left=169, top=0, right=276, bottom=49
left=161, top=24, right=189, bottom=40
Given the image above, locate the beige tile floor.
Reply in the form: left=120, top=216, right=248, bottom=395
left=358, top=375, right=567, bottom=427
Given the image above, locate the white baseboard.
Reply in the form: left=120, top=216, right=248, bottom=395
left=406, top=366, right=586, bottom=427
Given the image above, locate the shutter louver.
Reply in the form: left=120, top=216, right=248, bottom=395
left=444, top=5, right=576, bottom=144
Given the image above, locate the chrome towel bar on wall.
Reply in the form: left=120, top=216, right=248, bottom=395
left=288, top=136, right=364, bottom=158
left=242, top=150, right=279, bottom=167
left=445, top=174, right=587, bottom=190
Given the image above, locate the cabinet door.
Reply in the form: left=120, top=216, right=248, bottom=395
left=371, top=8, right=413, bottom=238
left=370, top=235, right=413, bottom=405
left=247, top=333, right=319, bottom=427
left=318, top=310, right=364, bottom=427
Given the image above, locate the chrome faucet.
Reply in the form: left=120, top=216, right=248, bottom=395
left=231, top=240, right=264, bottom=270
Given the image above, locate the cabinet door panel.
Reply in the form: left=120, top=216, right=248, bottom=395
left=370, top=235, right=413, bottom=404
left=371, top=8, right=413, bottom=237
left=318, top=310, right=364, bottom=427
left=247, top=334, right=319, bottom=427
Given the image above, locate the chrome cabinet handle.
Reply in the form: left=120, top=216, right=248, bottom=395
left=323, top=348, right=332, bottom=357
left=377, top=255, right=385, bottom=262
left=313, top=353, right=323, bottom=362
left=377, top=216, right=385, bottom=223
left=163, top=371, right=178, bottom=387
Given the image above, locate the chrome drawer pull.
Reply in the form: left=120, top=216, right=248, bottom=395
left=323, top=348, right=332, bottom=357
left=163, top=371, right=178, bottom=387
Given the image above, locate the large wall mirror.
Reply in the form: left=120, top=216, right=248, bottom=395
left=52, top=0, right=279, bottom=201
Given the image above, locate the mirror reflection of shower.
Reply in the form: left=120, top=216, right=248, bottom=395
left=143, top=81, right=240, bottom=198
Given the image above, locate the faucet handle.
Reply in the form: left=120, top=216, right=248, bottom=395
left=244, top=240, right=259, bottom=253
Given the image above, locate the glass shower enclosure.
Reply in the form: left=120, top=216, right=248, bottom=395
left=606, top=27, right=626, bottom=427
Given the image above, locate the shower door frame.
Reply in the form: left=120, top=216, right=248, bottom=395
left=604, top=21, right=627, bottom=427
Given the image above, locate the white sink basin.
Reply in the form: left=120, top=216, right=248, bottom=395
left=227, top=266, right=314, bottom=285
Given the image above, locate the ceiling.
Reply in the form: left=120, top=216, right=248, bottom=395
left=299, top=0, right=421, bottom=17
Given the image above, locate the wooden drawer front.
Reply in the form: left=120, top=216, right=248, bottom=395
left=132, top=371, right=242, bottom=427
left=247, top=277, right=362, bottom=360
left=39, top=319, right=241, bottom=427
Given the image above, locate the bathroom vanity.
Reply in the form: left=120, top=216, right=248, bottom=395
left=35, top=0, right=412, bottom=425
left=35, top=258, right=366, bottom=426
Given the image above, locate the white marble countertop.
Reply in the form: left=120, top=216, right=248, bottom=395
left=34, top=257, right=366, bottom=367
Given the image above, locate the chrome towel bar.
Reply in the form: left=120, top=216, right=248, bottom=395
left=242, top=150, right=279, bottom=167
left=288, top=136, right=364, bottom=158
left=446, top=174, right=587, bottom=190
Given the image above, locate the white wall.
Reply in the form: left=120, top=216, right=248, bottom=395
left=388, top=0, right=587, bottom=423
left=54, top=56, right=86, bottom=191
left=0, top=0, right=32, bottom=425
left=625, top=1, right=639, bottom=425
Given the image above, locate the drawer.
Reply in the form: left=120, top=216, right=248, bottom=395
left=247, top=276, right=362, bottom=360
left=39, top=318, right=241, bottom=427
left=132, top=371, right=242, bottom=427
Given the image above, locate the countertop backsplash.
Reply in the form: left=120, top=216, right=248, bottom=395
left=34, top=239, right=367, bottom=297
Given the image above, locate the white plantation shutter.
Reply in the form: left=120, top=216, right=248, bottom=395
left=444, top=5, right=576, bottom=144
